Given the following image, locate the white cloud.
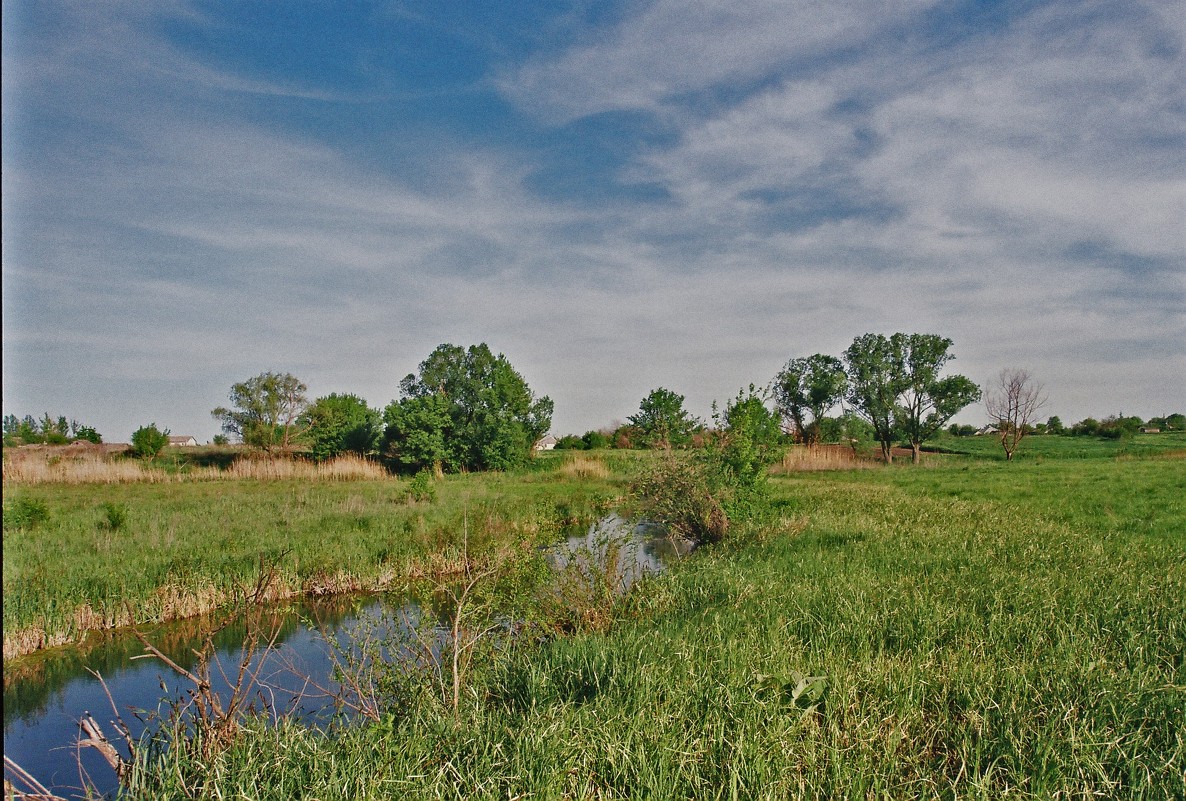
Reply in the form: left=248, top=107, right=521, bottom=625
left=500, top=0, right=939, bottom=121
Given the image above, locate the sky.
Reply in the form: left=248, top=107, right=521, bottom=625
left=3, top=0, right=1184, bottom=443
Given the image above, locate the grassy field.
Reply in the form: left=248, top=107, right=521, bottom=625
left=1, top=451, right=626, bottom=659
left=926, top=430, right=1186, bottom=461
left=5, top=442, right=1184, bottom=797
left=108, top=452, right=1185, bottom=799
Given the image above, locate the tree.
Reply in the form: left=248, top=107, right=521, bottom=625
left=1046, top=415, right=1065, bottom=435
left=843, top=333, right=908, bottom=463
left=714, top=385, right=783, bottom=494
left=773, top=354, right=847, bottom=446
left=985, top=368, right=1047, bottom=461
left=384, top=343, right=552, bottom=473
left=212, top=372, right=309, bottom=451
left=895, top=334, right=981, bottom=464
left=627, top=388, right=698, bottom=449
left=131, top=423, right=170, bottom=460
left=581, top=430, right=610, bottom=450
left=303, top=393, right=381, bottom=461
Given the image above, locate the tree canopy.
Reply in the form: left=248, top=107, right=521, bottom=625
left=383, top=343, right=553, bottom=473
left=844, top=333, right=979, bottom=463
left=895, top=334, right=981, bottom=463
left=212, top=372, right=309, bottom=451
left=627, top=388, right=698, bottom=448
left=303, top=393, right=382, bottom=461
left=774, top=354, right=848, bottom=445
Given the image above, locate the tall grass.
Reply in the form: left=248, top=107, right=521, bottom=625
left=3, top=466, right=623, bottom=660
left=122, top=456, right=1185, bottom=798
left=2, top=450, right=389, bottom=484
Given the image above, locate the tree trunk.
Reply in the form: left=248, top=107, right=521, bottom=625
left=911, top=442, right=921, bottom=464
left=881, top=440, right=892, bottom=463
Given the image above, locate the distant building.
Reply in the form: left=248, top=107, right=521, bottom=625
left=168, top=435, right=199, bottom=447
left=1139, top=427, right=1161, bottom=434
left=533, top=435, right=558, bottom=451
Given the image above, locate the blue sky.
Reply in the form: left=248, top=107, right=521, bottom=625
left=3, top=0, right=1183, bottom=442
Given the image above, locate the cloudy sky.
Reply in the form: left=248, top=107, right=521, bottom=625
left=3, top=0, right=1183, bottom=442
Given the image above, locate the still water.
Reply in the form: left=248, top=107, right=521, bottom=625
left=3, top=516, right=690, bottom=798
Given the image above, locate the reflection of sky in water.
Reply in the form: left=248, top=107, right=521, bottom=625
left=549, top=514, right=695, bottom=591
left=4, top=517, right=689, bottom=798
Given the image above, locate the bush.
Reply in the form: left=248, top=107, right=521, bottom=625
left=131, top=423, right=170, bottom=459
left=98, top=502, right=128, bottom=531
left=4, top=497, right=50, bottom=530
left=407, top=470, right=437, bottom=503
left=626, top=455, right=728, bottom=544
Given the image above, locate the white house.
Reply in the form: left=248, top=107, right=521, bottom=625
left=533, top=435, right=558, bottom=451
left=168, top=435, right=199, bottom=447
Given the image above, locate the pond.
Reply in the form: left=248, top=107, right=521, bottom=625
left=3, top=516, right=691, bottom=798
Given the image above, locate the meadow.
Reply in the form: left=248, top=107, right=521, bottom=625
left=1, top=450, right=625, bottom=659
left=4, top=440, right=1185, bottom=798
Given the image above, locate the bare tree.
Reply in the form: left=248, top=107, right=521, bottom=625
left=985, top=369, right=1047, bottom=461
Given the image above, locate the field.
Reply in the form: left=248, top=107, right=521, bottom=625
left=1, top=450, right=626, bottom=659
left=4, top=440, right=1185, bottom=798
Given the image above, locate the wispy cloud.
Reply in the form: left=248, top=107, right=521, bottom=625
left=3, top=1, right=1183, bottom=440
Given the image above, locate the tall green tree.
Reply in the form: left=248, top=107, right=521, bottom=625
left=845, top=333, right=979, bottom=464
left=303, top=393, right=382, bottom=461
left=773, top=354, right=848, bottom=445
left=212, top=372, right=309, bottom=451
left=384, top=343, right=552, bottom=473
left=844, top=333, right=908, bottom=463
left=895, top=334, right=981, bottom=463
left=628, top=388, right=698, bottom=448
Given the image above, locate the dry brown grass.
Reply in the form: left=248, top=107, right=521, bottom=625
left=2, top=448, right=391, bottom=485
left=555, top=453, right=611, bottom=480
left=200, top=454, right=389, bottom=481
left=2, top=449, right=170, bottom=484
left=770, top=444, right=883, bottom=473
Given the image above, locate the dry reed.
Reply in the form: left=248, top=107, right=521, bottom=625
left=2, top=449, right=390, bottom=485
left=770, top=445, right=882, bottom=473
left=556, top=454, right=611, bottom=480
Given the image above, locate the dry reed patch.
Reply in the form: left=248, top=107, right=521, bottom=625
left=199, top=454, right=389, bottom=481
left=556, top=454, right=611, bottom=480
left=771, top=445, right=880, bottom=473
left=3, top=447, right=167, bottom=485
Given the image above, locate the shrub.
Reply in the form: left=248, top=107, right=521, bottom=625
left=98, top=502, right=128, bottom=531
left=407, top=470, right=437, bottom=503
left=626, top=455, right=728, bottom=544
left=131, top=424, right=170, bottom=460
left=4, top=497, right=50, bottom=530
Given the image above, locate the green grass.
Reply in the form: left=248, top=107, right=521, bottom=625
left=2, top=453, right=628, bottom=657
left=123, top=455, right=1184, bottom=799
left=926, top=430, right=1186, bottom=460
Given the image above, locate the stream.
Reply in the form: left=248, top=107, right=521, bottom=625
left=2, top=516, right=691, bottom=798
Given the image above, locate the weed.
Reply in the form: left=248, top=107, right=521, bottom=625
left=4, top=497, right=50, bottom=530
left=98, top=502, right=128, bottom=531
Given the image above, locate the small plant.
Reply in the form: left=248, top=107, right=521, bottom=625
left=130, top=423, right=170, bottom=460
left=98, top=502, right=128, bottom=531
left=407, top=470, right=436, bottom=503
left=3, top=497, right=50, bottom=530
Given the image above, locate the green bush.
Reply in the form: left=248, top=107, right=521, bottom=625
left=98, top=502, right=128, bottom=531
left=4, top=497, right=50, bottom=530
left=407, top=470, right=437, bottom=503
left=626, top=455, right=728, bottom=544
left=131, top=423, right=170, bottom=459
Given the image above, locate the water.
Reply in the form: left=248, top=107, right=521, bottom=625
left=2, top=516, right=690, bottom=798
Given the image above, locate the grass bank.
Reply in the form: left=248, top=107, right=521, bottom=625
left=2, top=452, right=627, bottom=660
left=127, top=455, right=1184, bottom=798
